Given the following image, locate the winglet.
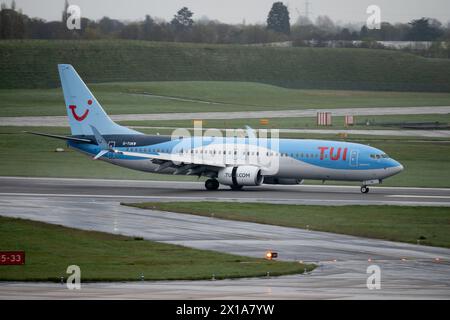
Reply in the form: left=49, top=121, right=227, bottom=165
left=245, top=125, right=257, bottom=139
left=93, top=149, right=109, bottom=160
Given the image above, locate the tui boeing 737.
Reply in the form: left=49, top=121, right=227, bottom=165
left=28, top=65, right=404, bottom=193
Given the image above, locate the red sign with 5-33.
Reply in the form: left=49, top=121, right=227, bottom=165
left=0, top=251, right=25, bottom=265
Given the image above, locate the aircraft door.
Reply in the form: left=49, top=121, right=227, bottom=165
left=233, top=137, right=238, bottom=163
left=350, top=150, right=358, bottom=166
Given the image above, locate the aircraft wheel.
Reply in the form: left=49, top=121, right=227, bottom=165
left=230, top=185, right=244, bottom=191
left=361, top=186, right=369, bottom=194
left=205, top=179, right=219, bottom=191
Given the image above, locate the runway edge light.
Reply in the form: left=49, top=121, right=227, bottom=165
left=265, top=250, right=278, bottom=260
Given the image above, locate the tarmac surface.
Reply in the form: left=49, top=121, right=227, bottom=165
left=1, top=106, right=450, bottom=127
left=0, top=177, right=449, bottom=299
left=1, top=177, right=450, bottom=207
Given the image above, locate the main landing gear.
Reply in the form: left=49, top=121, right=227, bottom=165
left=360, top=186, right=370, bottom=194
left=205, top=179, right=220, bottom=191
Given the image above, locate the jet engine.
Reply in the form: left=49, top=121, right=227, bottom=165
left=217, top=166, right=263, bottom=187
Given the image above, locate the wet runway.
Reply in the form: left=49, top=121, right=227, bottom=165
left=0, top=177, right=449, bottom=299
left=1, top=177, right=450, bottom=207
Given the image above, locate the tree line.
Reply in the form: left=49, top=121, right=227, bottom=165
left=1, top=1, right=450, bottom=44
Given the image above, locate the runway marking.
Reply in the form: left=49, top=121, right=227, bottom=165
left=1, top=176, right=450, bottom=192
left=0, top=192, right=151, bottom=199
left=0, top=192, right=450, bottom=207
left=386, top=195, right=450, bottom=199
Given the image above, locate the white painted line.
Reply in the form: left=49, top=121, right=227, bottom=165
left=1, top=176, right=450, bottom=192
left=0, top=192, right=450, bottom=207
left=0, top=192, right=150, bottom=199
left=386, top=195, right=450, bottom=199
left=0, top=176, right=198, bottom=185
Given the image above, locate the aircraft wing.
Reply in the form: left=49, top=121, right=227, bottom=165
left=113, top=149, right=227, bottom=169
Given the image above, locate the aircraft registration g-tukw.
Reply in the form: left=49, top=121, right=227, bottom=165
left=28, top=65, right=404, bottom=193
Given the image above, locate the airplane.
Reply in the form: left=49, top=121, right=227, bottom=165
left=27, top=64, right=404, bottom=194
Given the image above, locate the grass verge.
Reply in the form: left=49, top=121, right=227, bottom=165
left=0, top=216, right=313, bottom=281
left=3, top=82, right=450, bottom=117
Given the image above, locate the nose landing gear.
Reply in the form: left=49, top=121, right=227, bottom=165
left=361, top=186, right=369, bottom=194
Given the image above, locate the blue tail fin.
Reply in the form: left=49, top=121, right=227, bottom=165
left=58, top=64, right=141, bottom=136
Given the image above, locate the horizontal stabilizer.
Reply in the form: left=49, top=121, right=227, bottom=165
left=24, top=131, right=92, bottom=143
left=93, top=149, right=109, bottom=160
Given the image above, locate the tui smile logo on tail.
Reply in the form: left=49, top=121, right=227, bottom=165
left=69, top=99, right=92, bottom=122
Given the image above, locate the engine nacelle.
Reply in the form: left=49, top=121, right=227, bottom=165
left=217, top=166, right=263, bottom=186
left=263, top=177, right=304, bottom=185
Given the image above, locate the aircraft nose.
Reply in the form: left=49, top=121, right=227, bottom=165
left=392, top=160, right=404, bottom=173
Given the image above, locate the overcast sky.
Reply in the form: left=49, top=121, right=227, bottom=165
left=11, top=0, right=450, bottom=25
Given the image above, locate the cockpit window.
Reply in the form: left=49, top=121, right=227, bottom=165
left=370, top=153, right=389, bottom=159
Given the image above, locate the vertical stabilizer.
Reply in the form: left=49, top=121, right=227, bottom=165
left=58, top=64, right=141, bottom=136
